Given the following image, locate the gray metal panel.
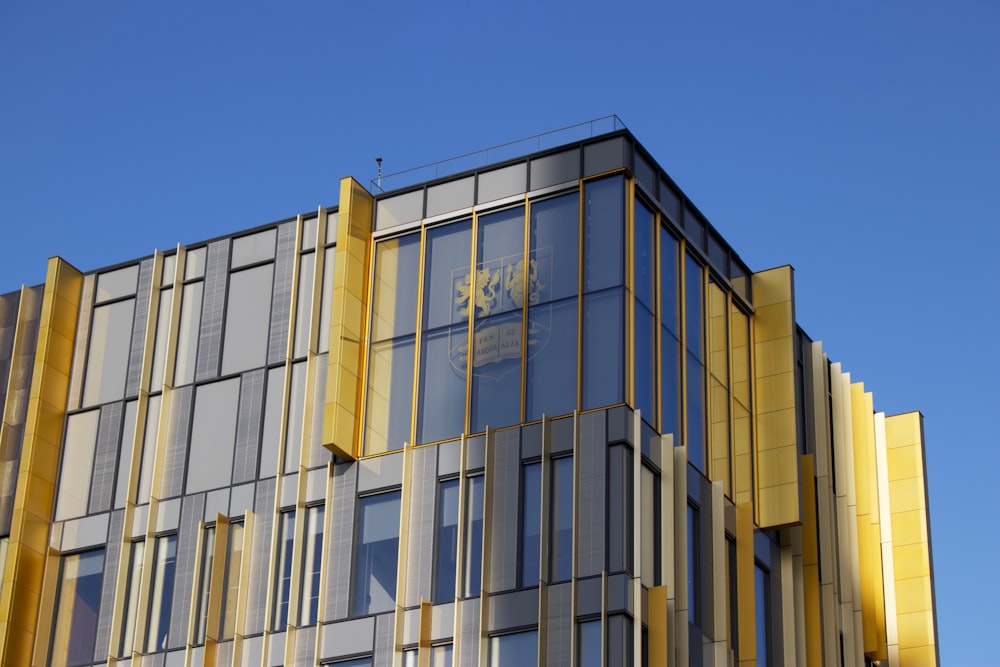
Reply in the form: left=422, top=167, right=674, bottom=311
left=214, top=641, right=234, bottom=666
left=606, top=406, right=633, bottom=445
left=318, top=617, right=375, bottom=661
left=546, top=582, right=573, bottom=667
left=267, top=222, right=296, bottom=365
left=583, top=137, right=627, bottom=177
left=324, top=462, right=357, bottom=621
left=488, top=428, right=520, bottom=593
left=0, top=291, right=18, bottom=412
left=194, top=239, right=230, bottom=382
left=405, top=445, right=435, bottom=607
left=89, top=403, right=123, bottom=514
left=529, top=149, right=580, bottom=190
left=93, top=509, right=124, bottom=661
left=125, top=258, right=154, bottom=397
left=457, top=598, right=480, bottom=667
left=168, top=493, right=204, bottom=649
left=68, top=275, right=95, bottom=411
left=245, top=477, right=276, bottom=635
left=488, top=589, right=539, bottom=632
left=233, top=369, right=265, bottom=484
left=160, top=386, right=193, bottom=498
left=357, top=451, right=404, bottom=493
left=374, top=613, right=395, bottom=667
left=292, top=625, right=316, bottom=666
left=576, top=411, right=606, bottom=578
left=575, top=576, right=603, bottom=618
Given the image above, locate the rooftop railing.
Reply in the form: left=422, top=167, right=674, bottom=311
left=370, top=115, right=627, bottom=193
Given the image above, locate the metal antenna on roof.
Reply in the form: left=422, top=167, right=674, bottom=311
left=375, top=157, right=383, bottom=191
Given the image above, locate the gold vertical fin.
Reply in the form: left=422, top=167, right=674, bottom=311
left=323, top=177, right=373, bottom=459
left=750, top=265, right=799, bottom=528
left=417, top=598, right=432, bottom=667
left=884, top=412, right=938, bottom=667
left=735, top=501, right=756, bottom=667
left=648, top=585, right=669, bottom=666
left=672, top=445, right=688, bottom=666
left=800, top=455, right=822, bottom=666
left=0, top=258, right=82, bottom=667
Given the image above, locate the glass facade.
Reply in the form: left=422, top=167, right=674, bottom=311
left=0, top=129, right=936, bottom=667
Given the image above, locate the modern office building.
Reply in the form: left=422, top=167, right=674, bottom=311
left=0, top=120, right=937, bottom=667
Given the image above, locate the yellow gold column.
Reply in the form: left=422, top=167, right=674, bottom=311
left=884, top=412, right=938, bottom=667
left=648, top=585, right=669, bottom=666
left=750, top=266, right=799, bottom=528
left=735, top=501, right=756, bottom=667
left=0, top=258, right=82, bottom=667
left=800, top=455, right=822, bottom=666
left=323, top=177, right=374, bottom=460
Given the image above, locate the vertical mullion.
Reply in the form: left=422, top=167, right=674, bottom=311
left=409, top=226, right=428, bottom=449
left=520, top=196, right=530, bottom=424
left=464, top=212, right=479, bottom=436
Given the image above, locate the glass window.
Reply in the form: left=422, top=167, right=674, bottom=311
left=525, top=297, right=577, bottom=421
left=120, top=541, right=144, bottom=656
left=364, top=337, right=415, bottom=454
left=221, top=264, right=274, bottom=375
left=353, top=491, right=402, bottom=616
left=259, top=367, right=285, bottom=477
left=301, top=216, right=318, bottom=251
left=432, top=643, right=454, bottom=667
left=635, top=304, right=655, bottom=422
left=607, top=445, right=632, bottom=573
left=520, top=462, right=541, bottom=588
left=634, top=200, right=655, bottom=308
left=529, top=192, right=578, bottom=303
left=49, top=549, right=105, bottom=667
left=755, top=564, right=771, bottom=667
left=660, top=228, right=679, bottom=334
left=194, top=527, right=215, bottom=645
left=685, top=254, right=703, bottom=359
left=185, top=247, right=207, bottom=280
left=464, top=474, right=485, bottom=597
left=433, top=479, right=460, bottom=603
left=161, top=255, right=177, bottom=287
left=149, top=288, right=173, bottom=391
left=95, top=265, right=139, bottom=302
left=661, top=329, right=680, bottom=441
left=220, top=522, right=244, bottom=639
left=687, top=505, right=699, bottom=626
left=83, top=299, right=135, bottom=405
left=54, top=410, right=100, bottom=521
left=687, top=353, right=705, bottom=472
left=550, top=456, right=573, bottom=582
left=578, top=619, right=601, bottom=667
left=186, top=378, right=240, bottom=493
left=584, top=177, right=624, bottom=292
left=582, top=289, right=624, bottom=410
left=283, top=361, right=307, bottom=473
left=416, top=325, right=467, bottom=444
left=489, top=630, right=538, bottom=667
left=272, top=510, right=295, bottom=631
left=136, top=394, right=161, bottom=504
left=728, top=538, right=739, bottom=654
left=293, top=251, right=315, bottom=358
left=231, top=228, right=277, bottom=268
left=318, top=246, right=337, bottom=354
left=370, top=235, right=420, bottom=342
left=299, top=506, right=324, bottom=626
left=174, top=281, right=204, bottom=386
left=146, top=534, right=177, bottom=652
left=423, top=220, right=472, bottom=330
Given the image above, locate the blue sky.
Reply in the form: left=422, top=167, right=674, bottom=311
left=2, top=1, right=997, bottom=662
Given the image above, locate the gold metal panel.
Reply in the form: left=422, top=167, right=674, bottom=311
left=895, top=610, right=934, bottom=649
left=752, top=302, right=794, bottom=345
left=886, top=444, right=922, bottom=482
left=889, top=509, right=928, bottom=547
left=323, top=177, right=374, bottom=460
left=0, top=257, right=82, bottom=667
left=800, top=456, right=822, bottom=667
left=897, top=645, right=937, bottom=667
left=893, top=576, right=933, bottom=616
left=648, top=585, right=669, bottom=666
left=735, top=502, right=756, bottom=665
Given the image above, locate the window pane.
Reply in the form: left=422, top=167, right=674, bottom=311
left=578, top=620, right=601, bottom=667
left=318, top=246, right=336, bottom=354
left=221, top=523, right=244, bottom=638
left=660, top=228, right=679, bottom=335
left=55, top=410, right=100, bottom=521
left=186, top=378, right=240, bottom=493
left=137, top=394, right=160, bottom=504
left=607, top=445, right=631, bottom=573
left=470, top=310, right=522, bottom=433
left=284, top=361, right=307, bottom=473
left=272, top=511, right=295, bottom=631
left=433, top=479, right=460, bottom=603
left=299, top=507, right=324, bottom=626
left=423, top=220, right=472, bottom=330
left=525, top=298, right=577, bottom=422
left=231, top=228, right=276, bottom=268
left=146, top=534, right=177, bottom=652
left=530, top=192, right=578, bottom=303
left=416, top=325, right=466, bottom=444
left=687, top=354, right=705, bottom=472
left=83, top=299, right=135, bottom=405
left=661, top=329, right=680, bottom=441
left=120, top=542, right=144, bottom=655
left=489, top=630, right=538, bottom=667
left=50, top=549, right=105, bottom=667
left=582, top=289, right=623, bottom=410
left=755, top=565, right=770, bottom=667
left=550, top=456, right=573, bottom=582
left=222, top=264, right=273, bottom=375
left=371, top=234, right=420, bottom=342
left=96, top=265, right=139, bottom=302
left=584, top=177, right=624, bottom=292
left=634, top=200, right=654, bottom=308
left=194, top=528, right=215, bottom=644
left=431, top=643, right=454, bottom=667
left=149, top=288, right=172, bottom=391
left=635, top=304, right=655, bottom=422
left=293, top=251, right=315, bottom=358
left=174, top=281, right=203, bottom=386
left=520, top=463, right=541, bottom=588
left=475, top=206, right=524, bottom=316
left=685, top=254, right=703, bottom=359
left=353, top=492, right=402, bottom=616
left=259, top=367, right=284, bottom=477
left=185, top=247, right=207, bottom=280
left=364, top=336, right=415, bottom=455
left=463, top=475, right=484, bottom=597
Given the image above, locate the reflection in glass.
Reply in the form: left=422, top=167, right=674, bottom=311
left=120, top=542, right=144, bottom=655
left=222, top=264, right=274, bottom=375
left=318, top=246, right=336, bottom=354
left=530, top=193, right=578, bottom=302
left=293, top=251, right=315, bottom=358
left=298, top=507, right=323, bottom=626
left=416, top=325, right=466, bottom=444
left=423, top=221, right=472, bottom=330
left=174, top=281, right=203, bottom=386
left=578, top=619, right=601, bottom=667
left=434, top=479, right=460, bottom=603
left=525, top=298, right=577, bottom=421
left=550, top=456, right=573, bottom=582
left=259, top=367, right=284, bottom=477
left=489, top=630, right=538, bottom=667
left=149, top=288, right=172, bottom=390
left=685, top=254, right=703, bottom=359
left=83, top=299, right=135, bottom=405
left=364, top=337, right=415, bottom=454
left=137, top=394, right=160, bottom=504
left=661, top=330, right=680, bottom=441
left=371, top=235, right=420, bottom=342
left=272, top=511, right=295, bottom=631
left=185, top=247, right=207, bottom=280
left=283, top=361, right=307, bottom=473
left=431, top=643, right=454, bottom=667
left=584, top=177, right=624, bottom=292
left=687, top=353, right=705, bottom=472
left=146, top=534, right=177, bottom=652
left=755, top=564, right=771, bottom=667
left=353, top=492, right=401, bottom=616
left=464, top=475, right=484, bottom=597
left=95, top=265, right=139, bottom=302
left=221, top=523, right=244, bottom=639
left=635, top=304, right=655, bottom=422
left=54, top=410, right=100, bottom=521
left=50, top=549, right=105, bottom=667
left=520, top=463, right=541, bottom=588
left=231, top=228, right=276, bottom=268
left=583, top=289, right=623, bottom=410
left=186, top=378, right=240, bottom=493
left=470, top=311, right=522, bottom=433
left=194, top=528, right=215, bottom=644
left=634, top=200, right=654, bottom=308
left=660, top=227, right=679, bottom=334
